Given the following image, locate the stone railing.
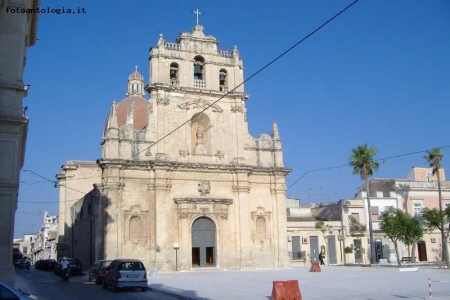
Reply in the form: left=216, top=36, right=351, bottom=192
left=396, top=180, right=450, bottom=190
left=170, top=80, right=179, bottom=86
left=217, top=50, right=233, bottom=58
left=194, top=79, right=206, bottom=89
left=164, top=42, right=181, bottom=51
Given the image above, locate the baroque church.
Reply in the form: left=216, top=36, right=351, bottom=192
left=56, top=22, right=291, bottom=271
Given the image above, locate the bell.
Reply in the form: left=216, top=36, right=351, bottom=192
left=170, top=68, right=177, bottom=79
left=194, top=65, right=202, bottom=77
left=219, top=72, right=226, bottom=81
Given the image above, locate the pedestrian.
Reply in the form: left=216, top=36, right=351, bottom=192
left=319, top=252, right=325, bottom=265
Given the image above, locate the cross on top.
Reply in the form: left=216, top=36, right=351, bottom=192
left=192, top=8, right=202, bottom=26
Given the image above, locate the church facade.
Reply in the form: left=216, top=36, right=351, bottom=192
left=57, top=24, right=291, bottom=271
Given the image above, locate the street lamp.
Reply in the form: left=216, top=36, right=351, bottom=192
left=173, top=243, right=180, bottom=271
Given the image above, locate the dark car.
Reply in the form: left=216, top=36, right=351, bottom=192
left=88, top=260, right=112, bottom=284
left=54, top=258, right=83, bottom=276
left=18, top=259, right=30, bottom=270
left=34, top=259, right=56, bottom=271
left=102, top=259, right=147, bottom=292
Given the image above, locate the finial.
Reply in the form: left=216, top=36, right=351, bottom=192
left=192, top=7, right=202, bottom=26
left=135, top=65, right=138, bottom=72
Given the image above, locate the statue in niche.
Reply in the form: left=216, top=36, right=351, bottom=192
left=194, top=123, right=207, bottom=154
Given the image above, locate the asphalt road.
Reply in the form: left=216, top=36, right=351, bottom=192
left=15, top=267, right=179, bottom=300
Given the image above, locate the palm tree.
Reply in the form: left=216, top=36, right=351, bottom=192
left=424, top=148, right=447, bottom=264
left=349, top=144, right=379, bottom=264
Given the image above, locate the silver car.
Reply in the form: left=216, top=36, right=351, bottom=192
left=102, top=259, right=147, bottom=292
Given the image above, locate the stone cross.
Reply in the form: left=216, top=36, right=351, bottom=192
left=192, top=8, right=202, bottom=25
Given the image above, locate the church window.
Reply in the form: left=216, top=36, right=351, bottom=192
left=193, top=56, right=205, bottom=80
left=129, top=216, right=142, bottom=239
left=219, top=69, right=227, bottom=91
left=170, top=62, right=179, bottom=85
left=256, top=217, right=266, bottom=238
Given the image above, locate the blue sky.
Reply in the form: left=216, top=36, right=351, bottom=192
left=15, top=0, right=450, bottom=237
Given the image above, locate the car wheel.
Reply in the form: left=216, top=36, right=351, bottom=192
left=112, top=281, right=117, bottom=293
left=141, top=287, right=147, bottom=292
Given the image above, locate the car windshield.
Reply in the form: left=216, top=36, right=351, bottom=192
left=102, top=261, right=112, bottom=268
left=119, top=262, right=144, bottom=271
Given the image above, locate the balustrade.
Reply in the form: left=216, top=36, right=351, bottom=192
left=396, top=180, right=450, bottom=189
left=164, top=42, right=181, bottom=51
left=194, top=79, right=206, bottom=89
left=217, top=50, right=233, bottom=58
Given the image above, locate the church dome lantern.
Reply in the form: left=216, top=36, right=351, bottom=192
left=127, top=66, right=145, bottom=97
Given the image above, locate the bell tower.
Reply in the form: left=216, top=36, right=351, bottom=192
left=145, top=18, right=251, bottom=162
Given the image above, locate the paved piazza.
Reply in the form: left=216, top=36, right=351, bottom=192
left=148, top=265, right=449, bottom=300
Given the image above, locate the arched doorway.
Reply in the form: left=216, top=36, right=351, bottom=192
left=192, top=217, right=216, bottom=268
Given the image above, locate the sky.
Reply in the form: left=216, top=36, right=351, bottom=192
left=14, top=0, right=450, bottom=237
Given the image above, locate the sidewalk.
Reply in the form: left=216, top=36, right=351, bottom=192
left=147, top=265, right=450, bottom=300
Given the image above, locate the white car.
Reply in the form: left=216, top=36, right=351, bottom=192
left=102, top=259, right=148, bottom=292
left=0, top=280, right=33, bottom=299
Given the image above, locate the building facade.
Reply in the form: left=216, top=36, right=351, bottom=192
left=356, top=167, right=450, bottom=263
left=57, top=24, right=291, bottom=271
left=0, top=0, right=39, bottom=285
left=287, top=199, right=369, bottom=265
left=30, top=212, right=58, bottom=262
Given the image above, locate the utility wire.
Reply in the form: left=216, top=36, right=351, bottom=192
left=287, top=145, right=450, bottom=190
left=103, top=0, right=360, bottom=184
left=22, top=169, right=89, bottom=195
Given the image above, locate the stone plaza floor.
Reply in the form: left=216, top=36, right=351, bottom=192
left=148, top=264, right=450, bottom=300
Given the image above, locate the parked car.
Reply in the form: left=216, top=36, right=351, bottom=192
left=34, top=259, right=56, bottom=271
left=54, top=258, right=83, bottom=276
left=88, top=260, right=112, bottom=284
left=102, top=259, right=147, bottom=292
left=0, top=279, right=33, bottom=299
left=18, top=259, right=30, bottom=270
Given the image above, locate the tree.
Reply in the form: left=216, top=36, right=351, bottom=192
left=315, top=221, right=333, bottom=264
left=379, top=208, right=420, bottom=266
left=402, top=215, right=424, bottom=262
left=421, top=207, right=450, bottom=266
left=349, top=144, right=379, bottom=264
left=424, top=148, right=448, bottom=265
left=348, top=216, right=367, bottom=264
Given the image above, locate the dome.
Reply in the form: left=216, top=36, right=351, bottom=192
left=115, top=96, right=148, bottom=130
left=129, top=71, right=143, bottom=81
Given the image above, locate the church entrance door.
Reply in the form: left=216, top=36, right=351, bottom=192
left=192, top=217, right=216, bottom=268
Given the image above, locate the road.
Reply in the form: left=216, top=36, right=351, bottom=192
left=15, top=267, right=180, bottom=300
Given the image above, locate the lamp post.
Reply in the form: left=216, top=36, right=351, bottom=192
left=173, top=243, right=180, bottom=271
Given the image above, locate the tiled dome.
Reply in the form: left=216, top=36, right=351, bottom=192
left=115, top=96, right=148, bottom=130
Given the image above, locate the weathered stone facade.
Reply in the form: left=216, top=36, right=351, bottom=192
left=0, top=0, right=40, bottom=285
left=57, top=25, right=291, bottom=271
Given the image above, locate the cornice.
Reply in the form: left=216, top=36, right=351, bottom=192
left=96, top=158, right=291, bottom=175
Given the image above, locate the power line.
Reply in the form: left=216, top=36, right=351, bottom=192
left=287, top=145, right=450, bottom=190
left=22, top=169, right=89, bottom=195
